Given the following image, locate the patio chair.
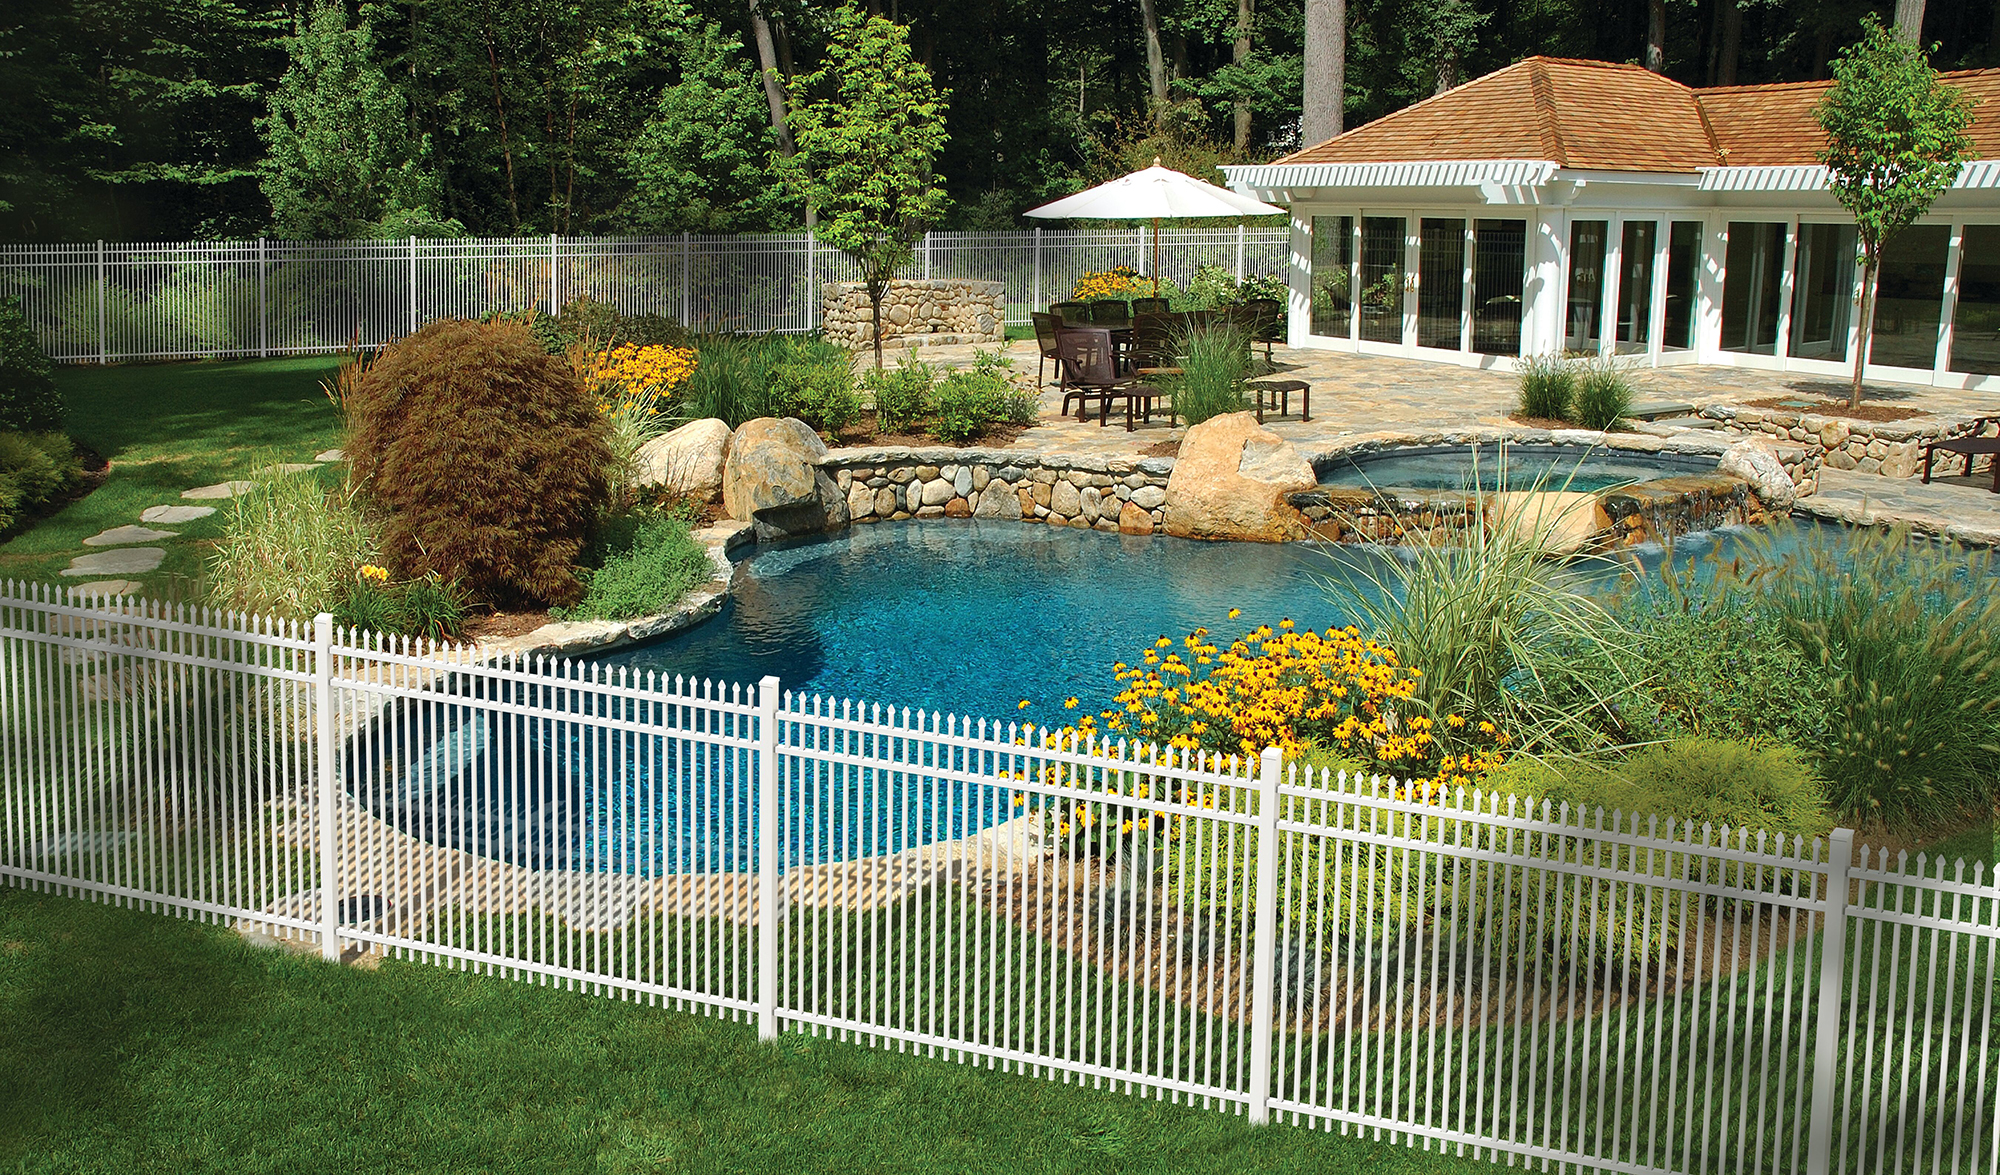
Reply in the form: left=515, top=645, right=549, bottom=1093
left=1089, top=300, right=1132, bottom=329
left=1055, top=327, right=1170, bottom=431
left=1030, top=311, right=1064, bottom=387
left=1128, top=312, right=1180, bottom=371
left=1239, top=298, right=1284, bottom=362
left=1920, top=417, right=2000, bottom=493
left=1051, top=301, right=1094, bottom=328
left=1131, top=297, right=1170, bottom=317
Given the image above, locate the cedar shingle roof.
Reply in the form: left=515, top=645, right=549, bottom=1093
left=1274, top=57, right=2000, bottom=174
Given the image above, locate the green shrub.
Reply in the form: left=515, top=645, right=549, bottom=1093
left=1758, top=526, right=2000, bottom=832
left=206, top=469, right=374, bottom=620
left=1573, top=359, right=1636, bottom=429
left=347, top=318, right=613, bottom=607
left=554, top=513, right=713, bottom=622
left=332, top=573, right=470, bottom=641
left=770, top=360, right=861, bottom=434
left=1185, top=264, right=1239, bottom=310
left=1517, top=353, right=1576, bottom=421
left=1486, top=738, right=1833, bottom=842
left=1167, top=323, right=1252, bottom=427
left=677, top=331, right=777, bottom=426
left=0, top=430, right=81, bottom=531
left=864, top=356, right=936, bottom=434
left=0, top=295, right=63, bottom=433
left=930, top=370, right=1009, bottom=444
left=504, top=297, right=692, bottom=357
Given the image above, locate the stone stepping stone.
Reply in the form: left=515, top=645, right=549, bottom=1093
left=66, top=579, right=141, bottom=601
left=140, top=504, right=216, bottom=524
left=183, top=480, right=257, bottom=500
left=315, top=449, right=345, bottom=462
left=61, top=548, right=166, bottom=576
left=83, top=524, right=178, bottom=547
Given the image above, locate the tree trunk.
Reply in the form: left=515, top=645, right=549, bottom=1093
left=481, top=27, right=521, bottom=233
left=746, top=0, right=795, bottom=158
left=1719, top=0, right=1742, bottom=85
left=1301, top=0, right=1345, bottom=145
left=1139, top=0, right=1170, bottom=110
left=869, top=277, right=887, bottom=369
left=1852, top=253, right=1879, bottom=409
left=1894, top=0, right=1927, bottom=41
left=1646, top=0, right=1667, bottom=71
left=1435, top=51, right=1458, bottom=95
left=1233, top=0, right=1253, bottom=151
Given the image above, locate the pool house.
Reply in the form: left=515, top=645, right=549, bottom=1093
left=1221, top=57, right=2000, bottom=390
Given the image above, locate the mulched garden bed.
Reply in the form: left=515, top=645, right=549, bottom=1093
left=1741, top=396, right=1931, bottom=423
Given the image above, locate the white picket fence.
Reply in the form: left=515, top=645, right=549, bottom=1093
left=0, top=228, right=1291, bottom=363
left=0, top=580, right=1993, bottom=1175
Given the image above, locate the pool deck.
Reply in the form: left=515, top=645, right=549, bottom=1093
left=864, top=338, right=2000, bottom=540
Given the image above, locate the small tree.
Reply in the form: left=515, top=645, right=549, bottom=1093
left=1816, top=18, right=1975, bottom=408
left=776, top=6, right=948, bottom=369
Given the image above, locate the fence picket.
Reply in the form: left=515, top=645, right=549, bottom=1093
left=0, top=586, right=1994, bottom=1175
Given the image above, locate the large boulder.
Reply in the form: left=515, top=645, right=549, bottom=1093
left=635, top=418, right=731, bottom=502
left=722, top=417, right=850, bottom=539
left=1718, top=439, right=1796, bottom=511
left=1484, top=491, right=1612, bottom=556
left=1163, top=412, right=1316, bottom=542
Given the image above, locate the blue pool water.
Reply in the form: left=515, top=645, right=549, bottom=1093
left=1316, top=444, right=1719, bottom=494
left=351, top=518, right=1851, bottom=877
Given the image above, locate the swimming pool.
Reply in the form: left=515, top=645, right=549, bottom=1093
left=1315, top=444, right=1720, bottom=494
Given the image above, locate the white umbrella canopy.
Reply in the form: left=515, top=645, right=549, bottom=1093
left=1023, top=160, right=1284, bottom=294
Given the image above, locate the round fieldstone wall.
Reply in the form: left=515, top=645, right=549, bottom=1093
left=821, top=279, right=1005, bottom=349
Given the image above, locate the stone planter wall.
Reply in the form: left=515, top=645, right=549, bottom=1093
left=820, top=279, right=1005, bottom=349
left=1697, top=405, right=1987, bottom=484
left=822, top=449, right=1174, bottom=533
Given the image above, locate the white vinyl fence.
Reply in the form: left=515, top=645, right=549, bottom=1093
left=0, top=228, right=1291, bottom=363
left=0, top=580, right=1993, bottom=1175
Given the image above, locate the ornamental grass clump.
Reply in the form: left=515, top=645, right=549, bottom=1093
left=1166, top=323, right=1251, bottom=427
left=1517, top=353, right=1576, bottom=421
left=206, top=467, right=373, bottom=620
left=346, top=317, right=612, bottom=607
left=1572, top=358, right=1636, bottom=429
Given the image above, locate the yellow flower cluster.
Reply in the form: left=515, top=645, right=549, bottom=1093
left=1071, top=266, right=1155, bottom=301
left=358, top=564, right=390, bottom=585
left=579, top=343, right=698, bottom=427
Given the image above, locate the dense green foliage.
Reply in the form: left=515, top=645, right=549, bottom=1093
left=768, top=337, right=864, bottom=433
left=0, top=431, right=81, bottom=534
left=347, top=318, right=612, bottom=606
left=0, top=297, right=62, bottom=433
left=333, top=572, right=470, bottom=641
left=555, top=511, right=714, bottom=622
left=863, top=355, right=939, bottom=435
left=1571, top=360, right=1635, bottom=430
left=1486, top=738, right=1834, bottom=843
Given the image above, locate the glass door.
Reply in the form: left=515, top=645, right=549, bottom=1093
left=1566, top=221, right=1608, bottom=353
left=1615, top=220, right=1657, bottom=355
left=1418, top=218, right=1466, bottom=351
left=1359, top=216, right=1407, bottom=345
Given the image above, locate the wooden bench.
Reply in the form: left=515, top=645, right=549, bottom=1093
left=1920, top=417, right=2000, bottom=492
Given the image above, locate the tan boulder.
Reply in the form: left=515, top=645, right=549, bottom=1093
left=635, top=418, right=731, bottom=502
left=1484, top=491, right=1612, bottom=556
left=1117, top=501, right=1154, bottom=534
left=1163, top=412, right=1315, bottom=542
left=722, top=417, right=850, bottom=539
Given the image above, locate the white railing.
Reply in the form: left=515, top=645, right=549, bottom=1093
left=0, top=228, right=1291, bottom=363
left=0, top=580, right=1993, bottom=1174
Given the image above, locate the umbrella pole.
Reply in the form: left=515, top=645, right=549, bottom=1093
left=1152, top=217, right=1161, bottom=296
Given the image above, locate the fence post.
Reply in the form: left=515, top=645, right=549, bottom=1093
left=757, top=675, right=782, bottom=1040
left=1032, top=227, right=1042, bottom=311
left=257, top=237, right=269, bottom=358
left=1137, top=227, right=1146, bottom=275
left=95, top=239, right=107, bottom=365
left=314, top=613, right=340, bottom=962
left=806, top=232, right=819, bottom=332
left=549, top=233, right=560, bottom=312
left=922, top=231, right=932, bottom=280
left=407, top=236, right=418, bottom=336
left=680, top=233, right=692, bottom=328
left=1236, top=224, right=1246, bottom=281
left=1805, top=826, right=1856, bottom=1175
left=1246, top=745, right=1283, bottom=1125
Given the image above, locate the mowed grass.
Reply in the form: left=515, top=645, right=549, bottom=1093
left=0, top=357, right=345, bottom=587
left=0, top=888, right=1506, bottom=1175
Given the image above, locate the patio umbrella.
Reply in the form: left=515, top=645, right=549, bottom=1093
left=1023, top=159, right=1284, bottom=294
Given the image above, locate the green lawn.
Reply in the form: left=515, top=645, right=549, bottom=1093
left=0, top=887, right=1504, bottom=1175
left=0, top=357, right=345, bottom=587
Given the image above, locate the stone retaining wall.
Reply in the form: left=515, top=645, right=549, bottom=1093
left=823, top=449, right=1174, bottom=534
left=820, top=279, right=1005, bottom=349
left=1696, top=405, right=1986, bottom=483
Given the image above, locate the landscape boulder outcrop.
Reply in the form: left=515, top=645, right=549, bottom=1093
left=635, top=418, right=731, bottom=502
left=1484, top=491, right=1613, bottom=556
left=721, top=418, right=850, bottom=539
left=1163, top=412, right=1315, bottom=542
left=1717, top=439, right=1797, bottom=511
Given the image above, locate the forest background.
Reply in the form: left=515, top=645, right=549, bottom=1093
left=1, top=0, right=1992, bottom=244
